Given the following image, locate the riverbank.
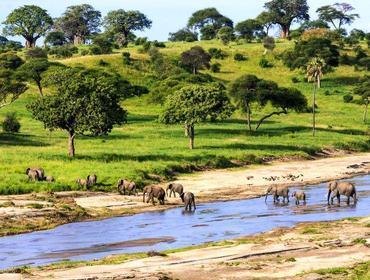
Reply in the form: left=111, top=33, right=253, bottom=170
left=0, top=152, right=369, bottom=236
left=2, top=216, right=369, bottom=279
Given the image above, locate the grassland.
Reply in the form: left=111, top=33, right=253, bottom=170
left=0, top=40, right=368, bottom=194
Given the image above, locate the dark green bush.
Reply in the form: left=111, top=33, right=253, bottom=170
left=48, top=45, right=78, bottom=58
left=97, top=59, right=109, bottom=66
left=25, top=47, right=47, bottom=60
left=2, top=113, right=20, bottom=133
left=80, top=49, right=89, bottom=56
left=210, top=63, right=221, bottom=73
left=234, top=53, right=247, bottom=61
left=122, top=52, right=131, bottom=65
left=343, top=94, right=354, bottom=103
left=291, top=77, right=300, bottom=83
left=259, top=57, right=274, bottom=68
left=208, top=48, right=227, bottom=59
left=89, top=45, right=103, bottom=55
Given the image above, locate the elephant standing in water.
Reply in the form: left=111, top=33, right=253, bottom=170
left=265, top=185, right=290, bottom=203
left=292, top=191, right=306, bottom=205
left=166, top=183, right=184, bottom=197
left=180, top=192, right=196, bottom=211
left=327, top=181, right=357, bottom=205
left=143, top=186, right=165, bottom=205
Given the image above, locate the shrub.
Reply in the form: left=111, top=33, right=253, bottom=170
left=122, top=52, right=131, bottom=65
left=25, top=47, right=47, bottom=60
left=80, top=49, right=89, bottom=56
left=91, top=35, right=113, bottom=54
left=152, top=40, right=166, bottom=48
left=210, top=63, right=221, bottom=73
left=291, top=77, right=300, bottom=83
left=97, top=59, right=109, bottom=66
left=208, top=48, right=227, bottom=59
left=48, top=45, right=78, bottom=58
left=234, top=53, right=247, bottom=61
left=135, top=37, right=148, bottom=46
left=89, top=45, right=103, bottom=55
left=2, top=113, right=21, bottom=133
left=259, top=57, right=273, bottom=68
left=343, top=94, right=354, bottom=103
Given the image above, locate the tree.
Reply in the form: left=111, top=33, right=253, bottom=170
left=0, top=53, right=24, bottom=70
left=55, top=4, right=101, bottom=45
left=317, top=3, right=359, bottom=30
left=235, top=19, right=265, bottom=42
left=159, top=85, right=233, bottom=149
left=256, top=12, right=275, bottom=35
left=0, top=36, right=8, bottom=46
left=354, top=76, right=370, bottom=123
left=25, top=47, right=47, bottom=60
left=263, top=0, right=310, bottom=38
left=104, top=10, right=152, bottom=48
left=263, top=36, right=276, bottom=54
left=217, top=26, right=235, bottom=45
left=45, top=31, right=67, bottom=46
left=16, top=59, right=49, bottom=96
left=169, top=28, right=198, bottom=42
left=188, top=8, right=233, bottom=40
left=306, top=57, right=325, bottom=136
left=28, top=68, right=127, bottom=157
left=2, top=5, right=53, bottom=48
left=181, top=46, right=211, bottom=74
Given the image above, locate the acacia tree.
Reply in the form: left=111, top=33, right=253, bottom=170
left=169, top=28, right=198, bottom=42
left=235, top=19, right=265, bottom=42
left=217, top=26, right=235, bottom=45
left=306, top=57, right=326, bottom=136
left=181, top=46, right=211, bottom=74
left=263, top=0, right=310, bottom=38
left=2, top=5, right=53, bottom=48
left=104, top=10, right=152, bottom=47
left=55, top=4, right=101, bottom=45
left=256, top=12, right=275, bottom=35
left=16, top=59, right=50, bottom=96
left=160, top=85, right=233, bottom=149
left=317, top=3, right=359, bottom=30
left=354, top=76, right=370, bottom=123
left=28, top=68, right=127, bottom=157
left=0, top=70, right=28, bottom=110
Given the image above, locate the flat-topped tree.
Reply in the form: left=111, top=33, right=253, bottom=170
left=317, top=3, right=359, bottom=31
left=3, top=5, right=53, bottom=48
left=28, top=68, right=127, bottom=157
left=160, top=85, right=233, bottom=149
left=104, top=10, right=152, bottom=48
left=263, top=0, right=309, bottom=38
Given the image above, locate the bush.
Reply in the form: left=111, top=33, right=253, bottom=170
left=97, top=59, right=109, bottom=66
left=25, top=47, right=47, bottom=60
left=122, top=52, right=131, bottom=65
left=210, top=63, right=221, bottom=73
left=80, top=49, right=89, bottom=56
left=152, top=40, right=166, bottom=48
left=2, top=113, right=20, bottom=133
left=291, top=77, right=300, bottom=83
left=259, top=57, right=274, bottom=68
left=135, top=37, right=148, bottom=46
left=91, top=35, right=113, bottom=54
left=89, top=45, right=103, bottom=55
left=208, top=48, right=227, bottom=59
left=234, top=53, right=247, bottom=61
left=343, top=94, right=354, bottom=103
left=48, top=45, right=78, bottom=58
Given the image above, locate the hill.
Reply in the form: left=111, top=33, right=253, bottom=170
left=0, top=40, right=369, bottom=194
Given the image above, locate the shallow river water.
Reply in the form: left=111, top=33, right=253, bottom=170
left=0, top=175, right=369, bottom=269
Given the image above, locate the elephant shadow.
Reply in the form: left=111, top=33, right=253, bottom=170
left=181, top=210, right=196, bottom=216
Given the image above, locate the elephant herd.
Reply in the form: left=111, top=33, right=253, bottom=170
left=265, top=181, right=358, bottom=206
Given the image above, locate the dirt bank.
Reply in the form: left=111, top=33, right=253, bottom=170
left=0, top=152, right=369, bottom=236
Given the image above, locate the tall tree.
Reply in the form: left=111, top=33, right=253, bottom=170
left=306, top=57, right=325, bottom=136
left=160, top=85, right=233, bottom=149
left=2, top=5, right=53, bottom=48
left=104, top=10, right=152, bottom=48
left=180, top=46, right=211, bottom=74
left=55, top=4, right=101, bottom=45
left=263, top=0, right=310, bottom=38
left=317, top=3, right=359, bottom=30
left=354, top=76, right=370, bottom=123
left=235, top=19, right=265, bottom=42
left=187, top=8, right=233, bottom=40
left=28, top=68, right=127, bottom=157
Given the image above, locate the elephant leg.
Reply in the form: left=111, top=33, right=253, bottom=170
left=287, top=196, right=289, bottom=203
left=337, top=195, right=340, bottom=205
left=346, top=196, right=350, bottom=205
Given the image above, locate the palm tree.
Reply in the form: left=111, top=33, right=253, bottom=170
left=306, top=57, right=325, bottom=136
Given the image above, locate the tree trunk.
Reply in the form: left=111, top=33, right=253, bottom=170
left=25, top=38, right=36, bottom=48
left=184, top=124, right=190, bottom=137
left=246, top=104, right=252, bottom=131
left=193, top=67, right=197, bottom=75
left=256, top=110, right=287, bottom=130
left=280, top=26, right=290, bottom=39
left=312, top=84, right=317, bottom=136
left=36, top=81, right=43, bottom=97
left=364, top=101, right=369, bottom=123
left=188, top=125, right=194, bottom=149
left=68, top=131, right=76, bottom=157
left=317, top=76, right=321, bottom=89
left=73, top=35, right=84, bottom=45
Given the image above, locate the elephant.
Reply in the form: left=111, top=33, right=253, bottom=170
left=26, top=168, right=45, bottom=181
left=265, top=185, right=290, bottom=203
left=87, top=174, right=97, bottom=188
left=143, top=186, right=165, bottom=205
left=166, top=183, right=184, bottom=198
left=46, top=176, right=55, bottom=183
left=117, top=179, right=138, bottom=196
left=180, top=192, right=196, bottom=211
left=292, top=191, right=306, bottom=205
left=76, top=178, right=87, bottom=188
left=327, top=181, right=357, bottom=205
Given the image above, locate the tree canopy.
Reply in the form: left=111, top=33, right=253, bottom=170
left=169, top=28, right=198, bottom=42
left=104, top=9, right=152, bottom=47
left=263, top=0, right=310, bottom=38
left=235, top=19, right=265, bottom=42
left=317, top=3, right=359, bottom=30
left=217, top=26, right=235, bottom=45
left=180, top=46, right=211, bottom=74
left=45, top=31, right=67, bottom=46
left=55, top=4, right=101, bottom=45
left=28, top=68, right=127, bottom=157
left=160, top=85, right=233, bottom=149
left=2, top=5, right=53, bottom=48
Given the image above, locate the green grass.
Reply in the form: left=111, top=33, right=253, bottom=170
left=0, top=40, right=369, bottom=194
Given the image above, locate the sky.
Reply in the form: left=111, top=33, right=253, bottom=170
left=0, top=0, right=369, bottom=43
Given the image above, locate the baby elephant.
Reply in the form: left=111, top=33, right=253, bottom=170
left=265, top=185, right=290, bottom=203
left=86, top=174, right=97, bottom=189
left=76, top=178, right=87, bottom=188
left=180, top=192, right=196, bottom=211
left=166, top=183, right=184, bottom=198
left=292, top=191, right=306, bottom=205
left=143, top=186, right=165, bottom=205
left=117, top=179, right=137, bottom=196
left=46, top=176, right=55, bottom=183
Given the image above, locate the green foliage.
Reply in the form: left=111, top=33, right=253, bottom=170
left=25, top=47, right=47, bottom=60
left=210, top=63, right=221, bottom=73
left=90, top=35, right=113, bottom=54
left=235, top=19, right=265, bottom=42
left=259, top=57, right=274, bottom=68
left=103, top=9, right=152, bottom=47
left=181, top=46, right=211, bottom=74
left=343, top=94, right=354, bottom=103
left=0, top=52, right=23, bottom=70
left=122, top=52, right=131, bottom=65
left=2, top=112, right=21, bottom=133
left=0, top=67, right=28, bottom=110
left=217, top=26, right=235, bottom=45
left=317, top=3, right=359, bottom=30
left=3, top=5, right=53, bottom=47
left=169, top=28, right=198, bottom=42
left=208, top=48, right=227, bottom=59
left=48, top=45, right=78, bottom=58
left=97, top=59, right=109, bottom=66
left=45, top=31, right=67, bottom=46
left=234, top=53, right=247, bottom=61
left=263, top=36, right=276, bottom=52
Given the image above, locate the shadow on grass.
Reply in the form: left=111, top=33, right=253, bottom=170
left=0, top=133, right=48, bottom=147
left=127, top=114, right=157, bottom=123
left=322, top=76, right=360, bottom=88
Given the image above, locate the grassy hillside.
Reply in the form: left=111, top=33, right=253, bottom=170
left=0, top=40, right=369, bottom=194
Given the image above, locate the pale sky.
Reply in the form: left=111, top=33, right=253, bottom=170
left=1, top=0, right=369, bottom=42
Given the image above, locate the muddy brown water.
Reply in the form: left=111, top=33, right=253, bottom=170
left=0, top=175, right=369, bottom=270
